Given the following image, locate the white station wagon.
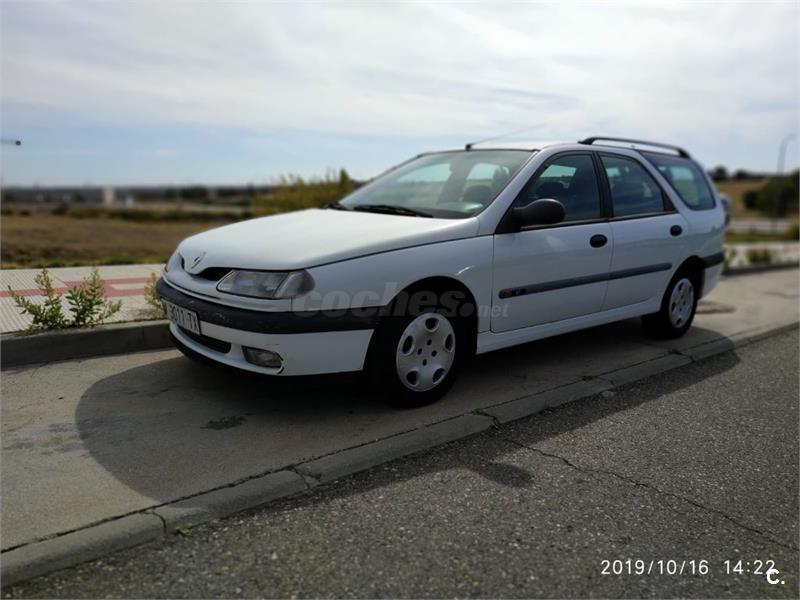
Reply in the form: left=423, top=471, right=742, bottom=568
left=157, top=137, right=725, bottom=406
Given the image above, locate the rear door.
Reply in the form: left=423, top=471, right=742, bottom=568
left=599, top=153, right=689, bottom=310
left=491, top=152, right=613, bottom=333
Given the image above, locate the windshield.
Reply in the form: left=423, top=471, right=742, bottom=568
left=338, top=150, right=531, bottom=218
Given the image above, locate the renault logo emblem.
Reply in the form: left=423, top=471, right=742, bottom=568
left=190, top=252, right=206, bottom=270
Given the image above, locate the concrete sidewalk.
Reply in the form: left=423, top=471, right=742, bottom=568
left=725, top=241, right=799, bottom=269
left=1, top=269, right=797, bottom=584
left=0, top=264, right=164, bottom=333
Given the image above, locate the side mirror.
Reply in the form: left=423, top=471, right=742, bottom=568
left=512, top=198, right=565, bottom=228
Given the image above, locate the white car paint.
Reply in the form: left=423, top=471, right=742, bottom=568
left=602, top=213, right=689, bottom=309
left=491, top=221, right=614, bottom=332
left=160, top=140, right=725, bottom=380
left=178, top=208, right=479, bottom=273
left=300, top=235, right=495, bottom=331
left=169, top=321, right=372, bottom=376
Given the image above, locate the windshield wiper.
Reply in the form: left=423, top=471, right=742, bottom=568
left=352, top=204, right=433, bottom=218
left=323, top=201, right=351, bottom=211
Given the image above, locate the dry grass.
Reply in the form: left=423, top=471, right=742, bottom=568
left=1, top=214, right=231, bottom=268
left=716, top=179, right=768, bottom=218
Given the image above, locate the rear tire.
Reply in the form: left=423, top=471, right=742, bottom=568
left=642, top=269, right=699, bottom=339
left=367, top=294, right=469, bottom=408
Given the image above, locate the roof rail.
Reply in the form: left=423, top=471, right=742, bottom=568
left=578, top=136, right=690, bottom=158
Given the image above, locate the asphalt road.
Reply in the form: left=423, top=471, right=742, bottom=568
left=5, top=328, right=797, bottom=599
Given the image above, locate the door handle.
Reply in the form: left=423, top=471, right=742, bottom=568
left=590, top=234, right=608, bottom=248
left=670, top=225, right=683, bottom=237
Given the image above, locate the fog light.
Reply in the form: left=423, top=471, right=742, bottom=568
left=243, top=347, right=283, bottom=368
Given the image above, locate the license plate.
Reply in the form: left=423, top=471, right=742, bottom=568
left=162, top=300, right=201, bottom=335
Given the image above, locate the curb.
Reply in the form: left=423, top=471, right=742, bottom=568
left=295, top=414, right=494, bottom=484
left=153, top=470, right=308, bottom=532
left=2, top=318, right=797, bottom=588
left=722, top=262, right=798, bottom=277
left=0, top=321, right=170, bottom=368
left=0, top=514, right=163, bottom=586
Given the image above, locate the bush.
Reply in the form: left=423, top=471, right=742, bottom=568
left=710, top=166, right=729, bottom=182
left=8, top=269, right=69, bottom=332
left=742, top=190, right=759, bottom=210
left=66, top=269, right=123, bottom=327
left=144, top=272, right=164, bottom=316
left=786, top=222, right=799, bottom=241
left=45, top=204, right=244, bottom=223
left=251, top=169, right=354, bottom=216
left=8, top=267, right=122, bottom=333
left=745, top=248, right=773, bottom=264
left=754, top=171, right=799, bottom=217
left=724, top=248, right=736, bottom=270
left=179, top=186, right=209, bottom=200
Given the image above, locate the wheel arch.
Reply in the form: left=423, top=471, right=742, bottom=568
left=383, top=276, right=480, bottom=355
left=675, top=255, right=706, bottom=294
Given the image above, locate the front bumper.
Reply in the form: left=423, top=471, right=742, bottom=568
left=157, top=278, right=375, bottom=376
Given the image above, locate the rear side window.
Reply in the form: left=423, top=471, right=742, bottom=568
left=601, top=155, right=667, bottom=218
left=515, top=153, right=601, bottom=222
left=642, top=152, right=716, bottom=210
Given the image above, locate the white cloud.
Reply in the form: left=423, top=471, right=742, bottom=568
left=1, top=0, right=798, bottom=175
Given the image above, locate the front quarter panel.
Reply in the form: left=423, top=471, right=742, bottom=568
left=297, top=236, right=495, bottom=332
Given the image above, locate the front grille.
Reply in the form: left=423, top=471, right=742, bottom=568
left=195, top=267, right=232, bottom=281
left=178, top=326, right=232, bottom=354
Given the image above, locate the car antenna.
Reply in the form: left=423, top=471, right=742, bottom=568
left=464, top=126, right=540, bottom=150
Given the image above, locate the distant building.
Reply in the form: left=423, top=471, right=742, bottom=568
left=102, top=186, right=116, bottom=205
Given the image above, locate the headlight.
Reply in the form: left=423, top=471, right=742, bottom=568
left=216, top=270, right=314, bottom=299
left=164, top=251, right=183, bottom=273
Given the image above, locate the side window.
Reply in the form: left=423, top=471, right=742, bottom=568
left=516, top=154, right=601, bottom=222
left=601, top=155, right=666, bottom=217
left=641, top=152, right=716, bottom=210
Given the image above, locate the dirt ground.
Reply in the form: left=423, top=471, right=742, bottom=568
left=0, top=214, right=228, bottom=268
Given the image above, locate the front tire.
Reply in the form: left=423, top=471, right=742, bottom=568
left=367, top=305, right=466, bottom=408
left=642, top=270, right=699, bottom=339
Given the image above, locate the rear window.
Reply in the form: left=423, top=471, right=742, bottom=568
left=642, top=152, right=716, bottom=210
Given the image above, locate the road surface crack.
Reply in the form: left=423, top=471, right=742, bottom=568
left=146, top=509, right=168, bottom=535
left=498, top=433, right=798, bottom=552
left=288, top=466, right=319, bottom=489
left=472, top=409, right=502, bottom=428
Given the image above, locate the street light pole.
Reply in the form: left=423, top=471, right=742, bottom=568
left=777, top=133, right=796, bottom=174
left=772, top=133, right=796, bottom=232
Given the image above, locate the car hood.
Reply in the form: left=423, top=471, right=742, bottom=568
left=177, top=208, right=480, bottom=272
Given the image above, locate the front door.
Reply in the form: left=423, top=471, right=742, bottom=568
left=491, top=152, right=613, bottom=333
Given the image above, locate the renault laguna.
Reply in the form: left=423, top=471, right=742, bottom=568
left=157, top=137, right=725, bottom=407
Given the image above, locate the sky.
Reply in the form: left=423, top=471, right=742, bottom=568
left=1, top=1, right=798, bottom=186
